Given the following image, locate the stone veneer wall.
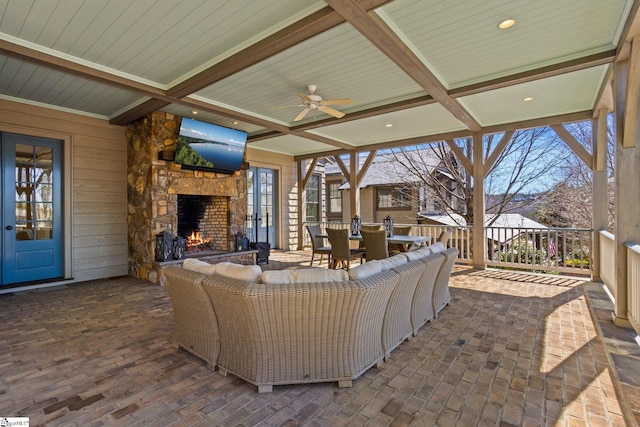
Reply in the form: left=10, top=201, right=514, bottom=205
left=127, top=111, right=247, bottom=281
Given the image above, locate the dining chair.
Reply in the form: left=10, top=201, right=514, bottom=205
left=359, top=224, right=384, bottom=251
left=306, top=224, right=331, bottom=266
left=360, top=228, right=389, bottom=261
left=326, top=228, right=364, bottom=270
left=389, top=225, right=412, bottom=253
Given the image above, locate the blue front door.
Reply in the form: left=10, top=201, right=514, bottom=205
left=2, top=133, right=64, bottom=285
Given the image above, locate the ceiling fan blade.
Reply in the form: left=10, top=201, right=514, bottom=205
left=296, top=93, right=311, bottom=102
left=323, top=98, right=354, bottom=106
left=294, top=108, right=311, bottom=121
left=319, top=106, right=345, bottom=119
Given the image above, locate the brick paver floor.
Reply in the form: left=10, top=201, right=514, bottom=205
left=0, top=250, right=637, bottom=426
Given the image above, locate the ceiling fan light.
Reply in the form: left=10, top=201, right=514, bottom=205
left=498, top=18, right=516, bottom=29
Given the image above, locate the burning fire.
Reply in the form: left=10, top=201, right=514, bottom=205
left=186, top=230, right=212, bottom=252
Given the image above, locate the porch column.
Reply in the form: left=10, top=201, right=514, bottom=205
left=349, top=151, right=360, bottom=218
left=296, top=159, right=304, bottom=249
left=472, top=133, right=486, bottom=270
left=591, top=112, right=609, bottom=282
left=613, top=46, right=640, bottom=327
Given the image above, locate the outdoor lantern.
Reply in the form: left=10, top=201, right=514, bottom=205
left=383, top=216, right=394, bottom=237
left=351, top=215, right=362, bottom=236
left=172, top=237, right=186, bottom=259
left=155, top=229, right=173, bottom=261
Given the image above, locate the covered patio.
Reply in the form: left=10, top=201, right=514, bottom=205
left=0, top=1, right=639, bottom=425
left=1, top=250, right=638, bottom=426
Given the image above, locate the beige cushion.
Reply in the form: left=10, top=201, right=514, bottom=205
left=260, top=270, right=294, bottom=285
left=182, top=258, right=218, bottom=275
left=348, top=260, right=383, bottom=280
left=379, top=254, right=408, bottom=271
left=403, top=251, right=425, bottom=262
left=416, top=246, right=432, bottom=257
left=215, top=262, right=262, bottom=282
left=429, top=242, right=446, bottom=253
left=261, top=268, right=348, bottom=285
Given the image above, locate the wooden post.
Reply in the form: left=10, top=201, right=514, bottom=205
left=472, top=133, right=486, bottom=270
left=591, top=112, right=609, bottom=282
left=296, top=159, right=304, bottom=250
left=349, top=151, right=359, bottom=218
left=613, top=58, right=637, bottom=328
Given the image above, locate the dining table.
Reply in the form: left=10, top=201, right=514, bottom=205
left=316, top=232, right=431, bottom=246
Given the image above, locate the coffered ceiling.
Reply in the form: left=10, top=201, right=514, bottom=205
left=1, top=0, right=637, bottom=158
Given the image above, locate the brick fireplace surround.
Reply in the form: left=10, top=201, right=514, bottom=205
left=126, top=111, right=248, bottom=283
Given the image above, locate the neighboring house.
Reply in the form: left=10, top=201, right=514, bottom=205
left=323, top=149, right=462, bottom=224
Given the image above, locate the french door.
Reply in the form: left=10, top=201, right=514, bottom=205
left=1, top=133, right=64, bottom=285
left=247, top=167, right=277, bottom=247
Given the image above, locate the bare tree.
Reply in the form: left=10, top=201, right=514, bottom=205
left=385, top=127, right=572, bottom=225
left=535, top=118, right=615, bottom=229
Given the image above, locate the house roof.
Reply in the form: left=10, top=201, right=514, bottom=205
left=1, top=1, right=638, bottom=159
left=420, top=213, right=547, bottom=243
left=419, top=213, right=547, bottom=229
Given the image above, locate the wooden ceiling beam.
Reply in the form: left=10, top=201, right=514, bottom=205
left=450, top=50, right=616, bottom=98
left=325, top=0, right=481, bottom=132
left=111, top=1, right=391, bottom=125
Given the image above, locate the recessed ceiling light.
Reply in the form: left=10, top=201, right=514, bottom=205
left=191, top=110, right=198, bottom=115
left=233, top=121, right=239, bottom=125
left=498, top=18, right=516, bottom=29
left=523, top=96, right=534, bottom=102
left=385, top=123, right=393, bottom=128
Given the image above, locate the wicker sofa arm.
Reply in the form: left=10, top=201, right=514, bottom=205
left=163, top=267, right=221, bottom=369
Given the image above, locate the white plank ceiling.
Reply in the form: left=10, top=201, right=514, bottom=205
left=0, top=0, right=637, bottom=157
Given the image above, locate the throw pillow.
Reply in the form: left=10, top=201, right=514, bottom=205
left=182, top=258, right=218, bottom=275
left=379, top=254, right=408, bottom=271
left=348, top=260, right=383, bottom=280
left=403, top=251, right=424, bottom=262
left=429, top=242, right=446, bottom=253
left=215, top=262, right=262, bottom=282
left=261, top=269, right=349, bottom=285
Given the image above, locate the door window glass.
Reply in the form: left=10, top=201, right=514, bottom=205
left=14, top=144, right=53, bottom=240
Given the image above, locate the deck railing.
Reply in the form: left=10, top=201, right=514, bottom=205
left=486, top=227, right=593, bottom=275
left=625, top=242, right=640, bottom=334
left=305, top=222, right=593, bottom=275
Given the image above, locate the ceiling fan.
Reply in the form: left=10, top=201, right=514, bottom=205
left=273, top=85, right=354, bottom=121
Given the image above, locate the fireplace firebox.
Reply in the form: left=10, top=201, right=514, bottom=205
left=177, top=194, right=229, bottom=253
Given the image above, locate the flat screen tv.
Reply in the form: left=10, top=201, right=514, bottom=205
left=174, top=117, right=248, bottom=173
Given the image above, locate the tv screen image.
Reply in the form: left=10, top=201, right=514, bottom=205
left=175, top=117, right=248, bottom=173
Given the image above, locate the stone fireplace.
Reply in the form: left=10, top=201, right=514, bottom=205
left=126, top=111, right=248, bottom=283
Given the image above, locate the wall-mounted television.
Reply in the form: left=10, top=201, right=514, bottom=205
left=174, top=117, right=248, bottom=173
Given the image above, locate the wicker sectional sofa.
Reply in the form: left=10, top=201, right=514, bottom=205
left=163, top=245, right=458, bottom=393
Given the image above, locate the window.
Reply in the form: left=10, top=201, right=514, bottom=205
left=306, top=174, right=320, bottom=222
left=377, top=186, right=411, bottom=209
left=327, top=181, right=342, bottom=214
